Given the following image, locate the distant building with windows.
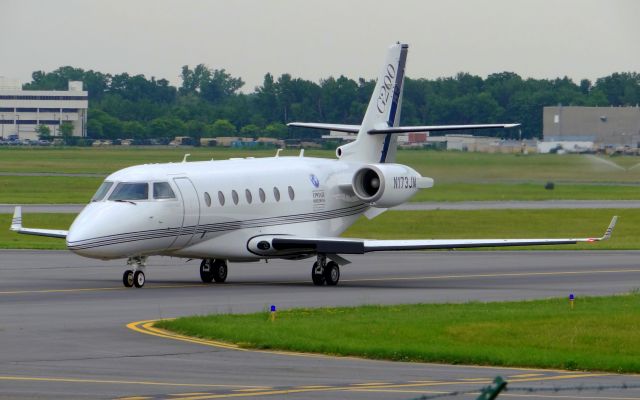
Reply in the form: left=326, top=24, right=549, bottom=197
left=543, top=106, right=640, bottom=148
left=0, top=78, right=88, bottom=140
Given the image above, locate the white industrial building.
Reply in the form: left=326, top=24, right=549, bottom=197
left=0, top=78, right=88, bottom=141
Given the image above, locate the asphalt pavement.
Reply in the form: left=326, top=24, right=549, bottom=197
left=1, top=250, right=640, bottom=399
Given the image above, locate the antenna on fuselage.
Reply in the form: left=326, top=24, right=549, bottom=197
left=275, top=149, right=282, bottom=158
left=299, top=149, right=305, bottom=157
left=182, top=154, right=191, bottom=163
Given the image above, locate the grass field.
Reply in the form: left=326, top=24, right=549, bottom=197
left=2, top=147, right=640, bottom=183
left=2, top=177, right=639, bottom=204
left=0, top=213, right=75, bottom=249
left=414, top=182, right=640, bottom=202
left=1, top=147, right=640, bottom=203
left=0, top=147, right=300, bottom=174
left=343, top=209, right=635, bottom=250
left=156, top=293, right=640, bottom=373
left=0, top=176, right=101, bottom=204
left=400, top=151, right=640, bottom=183
left=2, top=209, right=634, bottom=250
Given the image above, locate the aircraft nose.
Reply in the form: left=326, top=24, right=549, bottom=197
left=66, top=203, right=110, bottom=259
left=66, top=217, right=96, bottom=258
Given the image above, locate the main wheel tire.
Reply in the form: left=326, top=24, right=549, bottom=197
left=123, top=270, right=134, bottom=287
left=200, top=259, right=214, bottom=283
left=212, top=260, right=228, bottom=283
left=311, top=262, right=325, bottom=286
left=133, top=270, right=145, bottom=288
left=324, top=261, right=340, bottom=286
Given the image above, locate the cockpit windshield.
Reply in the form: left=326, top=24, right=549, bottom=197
left=109, top=182, right=149, bottom=201
left=91, top=181, right=113, bottom=202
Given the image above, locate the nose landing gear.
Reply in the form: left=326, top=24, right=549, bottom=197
left=199, top=259, right=228, bottom=283
left=123, top=256, right=147, bottom=288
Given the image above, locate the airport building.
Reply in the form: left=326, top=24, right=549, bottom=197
left=543, top=106, right=640, bottom=148
left=0, top=78, right=88, bottom=141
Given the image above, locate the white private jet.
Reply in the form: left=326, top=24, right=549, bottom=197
left=11, top=43, right=617, bottom=288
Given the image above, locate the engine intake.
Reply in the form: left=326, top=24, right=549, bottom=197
left=352, top=163, right=432, bottom=208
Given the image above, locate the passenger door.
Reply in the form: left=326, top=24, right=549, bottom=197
left=172, top=177, right=200, bottom=248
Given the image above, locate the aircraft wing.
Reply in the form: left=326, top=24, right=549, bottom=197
left=269, top=216, right=617, bottom=254
left=10, top=206, right=68, bottom=239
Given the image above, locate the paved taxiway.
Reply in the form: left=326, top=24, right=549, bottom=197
left=1, top=250, right=640, bottom=399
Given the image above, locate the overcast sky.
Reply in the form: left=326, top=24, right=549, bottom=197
left=1, top=0, right=638, bottom=91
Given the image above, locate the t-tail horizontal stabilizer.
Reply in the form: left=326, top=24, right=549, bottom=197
left=288, top=122, right=521, bottom=134
left=10, top=206, right=68, bottom=239
left=367, top=123, right=520, bottom=134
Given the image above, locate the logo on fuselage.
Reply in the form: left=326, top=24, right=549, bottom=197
left=310, top=174, right=320, bottom=188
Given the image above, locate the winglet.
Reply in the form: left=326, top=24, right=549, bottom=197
left=10, top=206, right=22, bottom=231
left=589, top=216, right=617, bottom=242
left=601, top=216, right=618, bottom=241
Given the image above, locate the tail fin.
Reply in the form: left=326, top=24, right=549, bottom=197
left=288, top=43, right=519, bottom=160
left=339, top=43, right=408, bottom=163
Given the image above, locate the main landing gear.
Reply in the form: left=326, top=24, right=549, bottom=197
left=200, top=258, right=228, bottom=284
left=311, top=254, right=340, bottom=286
left=123, top=256, right=147, bottom=288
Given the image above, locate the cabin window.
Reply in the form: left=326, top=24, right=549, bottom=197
left=153, top=182, right=176, bottom=199
left=273, top=187, right=280, bottom=202
left=259, top=188, right=266, bottom=203
left=288, top=186, right=295, bottom=200
left=204, top=192, right=211, bottom=207
left=218, top=191, right=225, bottom=206
left=232, top=190, right=239, bottom=205
left=109, top=182, right=149, bottom=201
left=245, top=189, right=252, bottom=204
left=91, top=181, right=113, bottom=202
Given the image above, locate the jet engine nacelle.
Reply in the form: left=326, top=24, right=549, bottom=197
left=352, top=163, right=433, bottom=208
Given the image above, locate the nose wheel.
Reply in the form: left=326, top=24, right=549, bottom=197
left=123, top=256, right=147, bottom=288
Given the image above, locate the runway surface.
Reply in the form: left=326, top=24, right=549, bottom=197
left=3, top=200, right=640, bottom=214
left=1, top=250, right=640, bottom=399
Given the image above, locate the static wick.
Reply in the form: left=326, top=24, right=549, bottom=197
left=270, top=305, right=277, bottom=322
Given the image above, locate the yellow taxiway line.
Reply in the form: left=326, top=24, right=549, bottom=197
left=126, top=319, right=626, bottom=375
left=3, top=268, right=640, bottom=296
left=122, top=319, right=623, bottom=400
left=156, top=373, right=610, bottom=400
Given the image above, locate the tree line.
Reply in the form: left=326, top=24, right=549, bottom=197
left=24, top=65, right=640, bottom=142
